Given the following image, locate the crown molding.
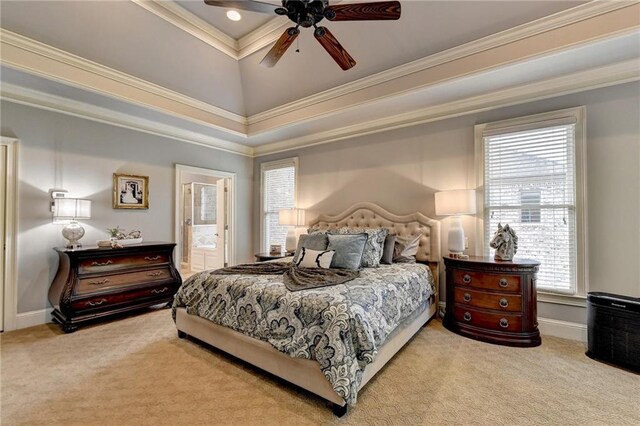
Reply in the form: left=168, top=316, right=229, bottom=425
left=237, top=17, right=289, bottom=60
left=247, top=0, right=638, bottom=126
left=0, top=28, right=248, bottom=135
left=253, top=59, right=640, bottom=156
left=131, top=0, right=238, bottom=59
left=0, top=82, right=253, bottom=157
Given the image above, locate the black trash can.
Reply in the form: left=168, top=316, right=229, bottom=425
left=586, top=292, right=640, bottom=372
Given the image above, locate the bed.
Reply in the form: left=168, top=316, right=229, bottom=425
left=173, top=202, right=441, bottom=415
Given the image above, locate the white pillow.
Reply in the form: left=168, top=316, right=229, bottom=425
left=295, top=248, right=335, bottom=269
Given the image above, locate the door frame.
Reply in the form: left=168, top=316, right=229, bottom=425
left=1, top=137, right=19, bottom=331
left=174, top=164, right=236, bottom=270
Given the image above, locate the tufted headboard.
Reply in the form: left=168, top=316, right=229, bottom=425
left=308, top=202, right=441, bottom=290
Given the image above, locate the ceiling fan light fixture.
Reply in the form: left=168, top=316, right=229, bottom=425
left=226, top=10, right=242, bottom=21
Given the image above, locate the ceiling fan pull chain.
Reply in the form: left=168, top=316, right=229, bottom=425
left=296, top=36, right=300, bottom=53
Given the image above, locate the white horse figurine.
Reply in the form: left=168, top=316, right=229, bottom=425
left=489, top=223, right=518, bottom=261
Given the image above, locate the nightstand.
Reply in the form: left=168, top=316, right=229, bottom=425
left=254, top=252, right=293, bottom=262
left=443, top=256, right=541, bottom=347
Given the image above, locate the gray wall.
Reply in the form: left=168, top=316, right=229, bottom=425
left=254, top=82, right=640, bottom=324
left=1, top=102, right=254, bottom=314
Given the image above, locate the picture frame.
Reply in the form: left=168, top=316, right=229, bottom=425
left=269, top=244, right=282, bottom=255
left=113, top=173, right=149, bottom=209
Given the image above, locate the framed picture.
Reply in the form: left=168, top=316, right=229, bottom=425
left=269, top=244, right=282, bottom=255
left=113, top=173, right=149, bottom=209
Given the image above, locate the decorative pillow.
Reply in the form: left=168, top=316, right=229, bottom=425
left=295, top=248, right=335, bottom=269
left=326, top=233, right=368, bottom=270
left=380, top=234, right=397, bottom=265
left=393, top=234, right=422, bottom=263
left=312, top=227, right=388, bottom=267
left=292, top=233, right=329, bottom=264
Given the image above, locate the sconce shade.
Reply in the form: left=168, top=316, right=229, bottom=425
left=278, top=208, right=306, bottom=226
left=54, top=198, right=92, bottom=220
left=435, top=190, right=476, bottom=216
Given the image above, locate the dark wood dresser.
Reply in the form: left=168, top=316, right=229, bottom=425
left=443, top=256, right=541, bottom=347
left=48, top=242, right=181, bottom=332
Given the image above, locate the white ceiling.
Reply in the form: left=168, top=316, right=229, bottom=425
left=1, top=0, right=638, bottom=155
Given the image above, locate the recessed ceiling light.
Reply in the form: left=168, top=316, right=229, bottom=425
left=226, top=10, right=241, bottom=21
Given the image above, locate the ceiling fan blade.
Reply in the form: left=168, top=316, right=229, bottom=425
left=204, top=0, right=279, bottom=15
left=260, top=27, right=300, bottom=68
left=314, top=27, right=356, bottom=71
left=324, top=1, right=401, bottom=21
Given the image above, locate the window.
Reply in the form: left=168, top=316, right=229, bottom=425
left=260, top=158, right=298, bottom=252
left=475, top=107, right=587, bottom=296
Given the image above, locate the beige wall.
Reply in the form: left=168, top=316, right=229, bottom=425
left=1, top=102, right=254, bottom=314
left=254, top=82, right=640, bottom=324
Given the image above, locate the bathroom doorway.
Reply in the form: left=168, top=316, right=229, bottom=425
left=175, top=165, right=236, bottom=279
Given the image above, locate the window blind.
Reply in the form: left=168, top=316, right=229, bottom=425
left=483, top=124, right=577, bottom=294
left=262, top=164, right=295, bottom=251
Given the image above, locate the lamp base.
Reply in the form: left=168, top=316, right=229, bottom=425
left=447, top=215, right=466, bottom=254
left=62, top=221, right=85, bottom=249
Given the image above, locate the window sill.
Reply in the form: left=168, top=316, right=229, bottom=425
left=537, top=291, right=586, bottom=308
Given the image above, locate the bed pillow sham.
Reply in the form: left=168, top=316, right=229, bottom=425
left=292, top=233, right=329, bottom=264
left=393, top=234, right=422, bottom=263
left=380, top=234, right=397, bottom=265
left=326, top=233, right=368, bottom=270
left=295, top=248, right=335, bottom=269
left=311, top=227, right=388, bottom=267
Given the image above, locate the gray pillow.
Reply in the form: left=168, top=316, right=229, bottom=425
left=292, top=233, right=329, bottom=264
left=327, top=233, right=368, bottom=270
left=393, top=234, right=422, bottom=263
left=380, top=234, right=396, bottom=265
left=312, top=227, right=388, bottom=267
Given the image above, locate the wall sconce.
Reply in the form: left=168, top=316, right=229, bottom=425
left=279, top=208, right=306, bottom=253
left=53, top=197, right=92, bottom=248
left=435, top=189, right=476, bottom=255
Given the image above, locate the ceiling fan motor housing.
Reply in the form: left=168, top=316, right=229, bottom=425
left=281, top=0, right=329, bottom=27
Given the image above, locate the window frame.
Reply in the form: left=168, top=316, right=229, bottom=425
left=259, top=157, right=299, bottom=253
left=474, top=107, right=588, bottom=305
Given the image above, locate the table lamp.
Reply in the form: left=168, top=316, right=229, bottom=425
left=279, top=208, right=306, bottom=253
left=435, top=189, right=476, bottom=255
left=54, top=198, right=92, bottom=248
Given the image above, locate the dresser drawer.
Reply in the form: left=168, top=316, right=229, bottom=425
left=72, top=284, right=175, bottom=311
left=452, top=270, right=521, bottom=292
left=78, top=253, right=170, bottom=274
left=454, top=288, right=522, bottom=312
left=76, top=268, right=173, bottom=295
left=453, top=305, right=522, bottom=332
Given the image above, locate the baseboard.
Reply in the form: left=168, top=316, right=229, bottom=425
left=538, top=317, right=587, bottom=342
left=15, top=309, right=53, bottom=330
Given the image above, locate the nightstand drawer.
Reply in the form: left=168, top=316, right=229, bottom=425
left=78, top=253, right=170, bottom=274
left=453, top=305, right=522, bottom=332
left=454, top=288, right=522, bottom=312
left=76, top=268, right=173, bottom=295
left=452, top=270, right=521, bottom=292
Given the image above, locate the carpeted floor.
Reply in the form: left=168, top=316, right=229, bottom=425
left=1, top=309, right=638, bottom=426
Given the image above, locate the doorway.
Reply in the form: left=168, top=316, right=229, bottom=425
left=1, top=137, right=18, bottom=332
left=175, top=165, right=235, bottom=279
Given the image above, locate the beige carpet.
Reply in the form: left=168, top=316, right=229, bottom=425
left=1, top=309, right=638, bottom=426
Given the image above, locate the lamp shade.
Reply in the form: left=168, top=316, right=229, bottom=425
left=435, top=190, right=476, bottom=216
left=54, top=198, right=92, bottom=220
left=278, top=208, right=306, bottom=226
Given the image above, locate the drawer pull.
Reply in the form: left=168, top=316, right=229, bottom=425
left=90, top=260, right=113, bottom=266
left=499, top=318, right=509, bottom=328
left=498, top=278, right=508, bottom=288
left=151, top=287, right=169, bottom=294
left=88, top=279, right=110, bottom=286
left=499, top=298, right=509, bottom=308
left=463, top=274, right=471, bottom=284
left=463, top=312, right=472, bottom=322
left=147, top=271, right=163, bottom=277
left=463, top=293, right=471, bottom=302
left=86, top=299, right=107, bottom=307
left=144, top=256, right=161, bottom=261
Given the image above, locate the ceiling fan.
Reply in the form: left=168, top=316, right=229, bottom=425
left=204, top=0, right=401, bottom=70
